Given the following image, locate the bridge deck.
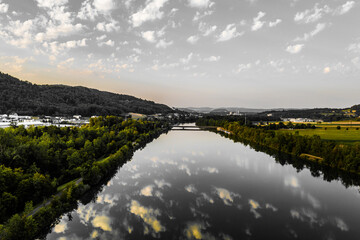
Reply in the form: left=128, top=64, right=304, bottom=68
left=171, top=125, right=218, bottom=131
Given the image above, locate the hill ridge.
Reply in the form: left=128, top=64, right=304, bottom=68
left=0, top=72, right=173, bottom=116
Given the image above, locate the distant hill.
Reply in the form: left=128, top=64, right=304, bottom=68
left=210, top=108, right=229, bottom=116
left=181, top=107, right=272, bottom=114
left=0, top=72, right=174, bottom=116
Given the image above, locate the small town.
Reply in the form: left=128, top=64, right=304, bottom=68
left=0, top=112, right=198, bottom=128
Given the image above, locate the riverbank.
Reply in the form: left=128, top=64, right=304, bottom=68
left=197, top=118, right=360, bottom=176
left=0, top=117, right=170, bottom=240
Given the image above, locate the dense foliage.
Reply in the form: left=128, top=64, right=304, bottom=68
left=0, top=72, right=173, bottom=116
left=0, top=116, right=169, bottom=227
left=262, top=122, right=316, bottom=130
left=197, top=118, right=360, bottom=174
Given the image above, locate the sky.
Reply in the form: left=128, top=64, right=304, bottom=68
left=0, top=0, right=359, bottom=109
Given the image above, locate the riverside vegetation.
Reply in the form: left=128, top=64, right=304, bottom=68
left=197, top=117, right=360, bottom=174
left=0, top=116, right=169, bottom=239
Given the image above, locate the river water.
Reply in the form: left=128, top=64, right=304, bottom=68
left=46, top=128, right=360, bottom=240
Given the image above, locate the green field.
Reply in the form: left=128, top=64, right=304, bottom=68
left=277, top=127, right=360, bottom=145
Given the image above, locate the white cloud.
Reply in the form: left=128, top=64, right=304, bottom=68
left=96, top=34, right=107, bottom=41
left=180, top=53, right=193, bottom=64
left=44, top=22, right=83, bottom=41
left=156, top=39, right=173, bottom=48
left=294, top=4, right=331, bottom=24
left=57, top=57, right=74, bottom=69
left=198, top=22, right=217, bottom=36
left=348, top=41, right=360, bottom=53
left=269, top=19, right=282, bottom=27
left=141, top=31, right=156, bottom=42
left=156, top=27, right=166, bottom=37
left=334, top=1, right=355, bottom=15
left=0, top=56, right=31, bottom=73
left=286, top=44, right=304, bottom=54
left=43, top=38, right=87, bottom=56
left=187, top=35, right=199, bottom=44
left=31, top=4, right=84, bottom=42
left=77, top=0, right=98, bottom=21
left=2, top=19, right=39, bottom=48
left=351, top=57, right=359, bottom=66
left=98, top=39, right=114, bottom=47
left=94, top=0, right=115, bottom=13
left=246, top=0, right=258, bottom=4
left=294, top=23, right=326, bottom=42
left=269, top=59, right=286, bottom=72
left=217, top=24, right=243, bottom=42
left=96, top=20, right=120, bottom=32
left=204, top=56, right=220, bottom=62
left=188, top=0, right=212, bottom=8
left=130, top=0, right=168, bottom=27
left=62, top=39, right=87, bottom=48
left=7, top=20, right=35, bottom=38
left=193, top=10, right=214, bottom=21
left=36, top=0, right=68, bottom=8
left=133, top=48, right=142, bottom=54
left=47, top=39, right=87, bottom=55
left=124, top=0, right=134, bottom=9
left=0, top=0, right=9, bottom=13
left=252, top=11, right=266, bottom=31
left=236, top=63, right=251, bottom=73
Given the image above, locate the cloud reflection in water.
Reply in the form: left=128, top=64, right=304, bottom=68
left=129, top=200, right=165, bottom=235
left=140, top=185, right=154, bottom=197
left=92, top=215, right=112, bottom=231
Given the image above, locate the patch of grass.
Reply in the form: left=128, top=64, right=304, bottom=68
left=57, top=178, right=80, bottom=192
left=277, top=127, right=360, bottom=145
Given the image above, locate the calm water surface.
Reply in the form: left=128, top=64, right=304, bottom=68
left=46, top=128, right=360, bottom=240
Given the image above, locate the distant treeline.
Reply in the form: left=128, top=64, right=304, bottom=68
left=259, top=107, right=359, bottom=122
left=262, top=122, right=316, bottom=130
left=199, top=115, right=281, bottom=124
left=0, top=116, right=169, bottom=239
left=197, top=117, right=360, bottom=174
left=0, top=72, right=173, bottom=116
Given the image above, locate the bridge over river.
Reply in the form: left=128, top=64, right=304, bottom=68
left=171, top=125, right=218, bottom=131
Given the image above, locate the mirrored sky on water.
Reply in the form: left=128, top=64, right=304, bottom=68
left=47, top=130, right=360, bottom=240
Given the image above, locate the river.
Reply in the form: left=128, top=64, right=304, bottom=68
left=46, top=127, right=360, bottom=239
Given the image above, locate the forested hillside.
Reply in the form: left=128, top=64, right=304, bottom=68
left=0, top=72, right=173, bottom=116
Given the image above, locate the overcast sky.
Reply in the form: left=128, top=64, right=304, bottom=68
left=0, top=0, right=359, bottom=108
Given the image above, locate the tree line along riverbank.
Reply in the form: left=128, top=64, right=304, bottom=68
left=0, top=116, right=170, bottom=239
left=196, top=117, right=360, bottom=175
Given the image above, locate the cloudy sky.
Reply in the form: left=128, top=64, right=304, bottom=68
left=0, top=0, right=359, bottom=108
